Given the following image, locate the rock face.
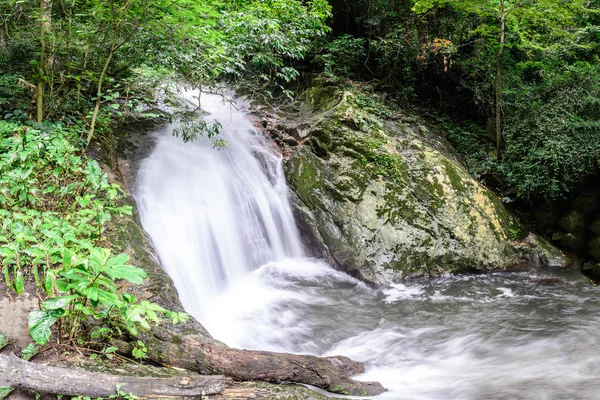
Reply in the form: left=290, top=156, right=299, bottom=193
left=533, top=186, right=600, bottom=279
left=261, top=83, right=569, bottom=283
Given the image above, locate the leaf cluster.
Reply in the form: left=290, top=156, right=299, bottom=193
left=0, top=121, right=187, bottom=346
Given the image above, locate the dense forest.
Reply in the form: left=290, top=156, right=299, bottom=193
left=2, top=0, right=598, bottom=200
left=1, top=0, right=600, bottom=398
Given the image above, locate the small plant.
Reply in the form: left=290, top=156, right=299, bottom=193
left=0, top=387, right=13, bottom=400
left=89, top=346, right=119, bottom=361
left=131, top=340, right=148, bottom=361
left=21, top=343, right=38, bottom=361
left=109, top=384, right=140, bottom=400
left=0, top=122, right=188, bottom=347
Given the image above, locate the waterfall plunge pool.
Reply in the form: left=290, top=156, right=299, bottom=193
left=135, top=91, right=600, bottom=400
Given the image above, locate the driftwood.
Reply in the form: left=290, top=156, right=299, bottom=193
left=0, top=353, right=230, bottom=398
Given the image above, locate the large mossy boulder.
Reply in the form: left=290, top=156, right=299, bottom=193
left=266, top=84, right=569, bottom=283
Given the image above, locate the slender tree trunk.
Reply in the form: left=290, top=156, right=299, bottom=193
left=37, top=0, right=52, bottom=123
left=0, top=25, right=5, bottom=52
left=86, top=38, right=116, bottom=147
left=495, top=0, right=505, bottom=160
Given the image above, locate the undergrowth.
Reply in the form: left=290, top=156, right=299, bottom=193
left=0, top=120, right=186, bottom=348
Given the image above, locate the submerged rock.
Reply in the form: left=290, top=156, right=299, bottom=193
left=263, top=83, right=569, bottom=283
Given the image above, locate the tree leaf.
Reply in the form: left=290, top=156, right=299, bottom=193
left=97, top=289, right=121, bottom=307
left=0, top=387, right=14, bottom=399
left=83, top=286, right=99, bottom=302
left=13, top=271, right=24, bottom=296
left=21, top=342, right=38, bottom=361
left=105, top=264, right=146, bottom=284
left=28, top=310, right=62, bottom=345
left=42, top=295, right=77, bottom=310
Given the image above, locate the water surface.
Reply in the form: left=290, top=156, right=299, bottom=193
left=135, top=91, right=600, bottom=400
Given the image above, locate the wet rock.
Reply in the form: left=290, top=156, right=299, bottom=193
left=558, top=232, right=586, bottom=253
left=271, top=83, right=569, bottom=283
left=587, top=236, right=600, bottom=261
left=558, top=209, right=585, bottom=235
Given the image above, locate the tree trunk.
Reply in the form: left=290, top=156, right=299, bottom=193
left=0, top=25, right=5, bottom=52
left=114, top=326, right=385, bottom=396
left=0, top=353, right=230, bottom=398
left=37, top=0, right=52, bottom=123
left=86, top=40, right=116, bottom=147
left=495, top=0, right=505, bottom=161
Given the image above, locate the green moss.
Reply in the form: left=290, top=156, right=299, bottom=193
left=286, top=149, right=325, bottom=211
left=376, top=188, right=418, bottom=225
left=440, top=158, right=466, bottom=194
left=329, top=386, right=353, bottom=396
left=412, top=175, right=445, bottom=210
left=302, top=85, right=342, bottom=112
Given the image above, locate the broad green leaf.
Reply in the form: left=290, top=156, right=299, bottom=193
left=105, top=264, right=146, bottom=284
left=13, top=271, right=24, bottom=295
left=83, top=286, right=99, bottom=302
left=0, top=387, right=13, bottom=399
left=0, top=334, right=6, bottom=350
left=96, top=289, right=122, bottom=307
left=63, top=248, right=72, bottom=268
left=104, top=253, right=129, bottom=268
left=21, top=342, right=38, bottom=361
left=28, top=310, right=62, bottom=345
left=42, top=295, right=77, bottom=310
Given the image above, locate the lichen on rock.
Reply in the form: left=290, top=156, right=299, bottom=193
left=267, top=82, right=570, bottom=283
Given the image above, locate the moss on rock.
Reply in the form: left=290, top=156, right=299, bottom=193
left=280, top=84, right=568, bottom=282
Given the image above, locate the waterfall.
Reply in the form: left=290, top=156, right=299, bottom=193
left=135, top=90, right=600, bottom=400
left=135, top=90, right=302, bottom=321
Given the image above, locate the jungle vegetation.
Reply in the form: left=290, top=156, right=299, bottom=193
left=0, top=0, right=599, bottom=358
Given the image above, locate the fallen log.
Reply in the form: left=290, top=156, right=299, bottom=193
left=115, top=328, right=385, bottom=396
left=0, top=353, right=231, bottom=398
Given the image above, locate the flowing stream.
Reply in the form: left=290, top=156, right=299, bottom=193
left=135, top=91, right=600, bottom=400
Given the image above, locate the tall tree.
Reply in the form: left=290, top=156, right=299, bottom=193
left=412, top=0, right=589, bottom=159
left=37, top=0, right=52, bottom=122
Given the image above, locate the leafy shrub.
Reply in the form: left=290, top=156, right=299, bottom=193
left=320, top=35, right=366, bottom=78
left=0, top=121, right=186, bottom=345
left=222, top=0, right=331, bottom=96
left=502, top=62, right=600, bottom=199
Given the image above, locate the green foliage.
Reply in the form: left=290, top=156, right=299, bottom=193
left=319, top=35, right=366, bottom=78
left=111, top=383, right=140, bottom=400
left=21, top=342, right=38, bottom=361
left=131, top=340, right=148, bottom=361
left=0, top=121, right=187, bottom=345
left=323, top=0, right=599, bottom=201
left=502, top=62, right=600, bottom=199
left=89, top=346, right=119, bottom=361
left=221, top=0, right=331, bottom=95
left=0, top=387, right=13, bottom=400
left=173, top=119, right=225, bottom=146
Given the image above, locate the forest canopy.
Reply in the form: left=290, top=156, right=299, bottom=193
left=0, top=0, right=599, bottom=200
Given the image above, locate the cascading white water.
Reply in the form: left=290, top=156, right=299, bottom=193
left=135, top=90, right=302, bottom=321
left=136, top=91, right=600, bottom=399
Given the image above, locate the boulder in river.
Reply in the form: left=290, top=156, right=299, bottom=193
left=261, top=82, right=570, bottom=283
